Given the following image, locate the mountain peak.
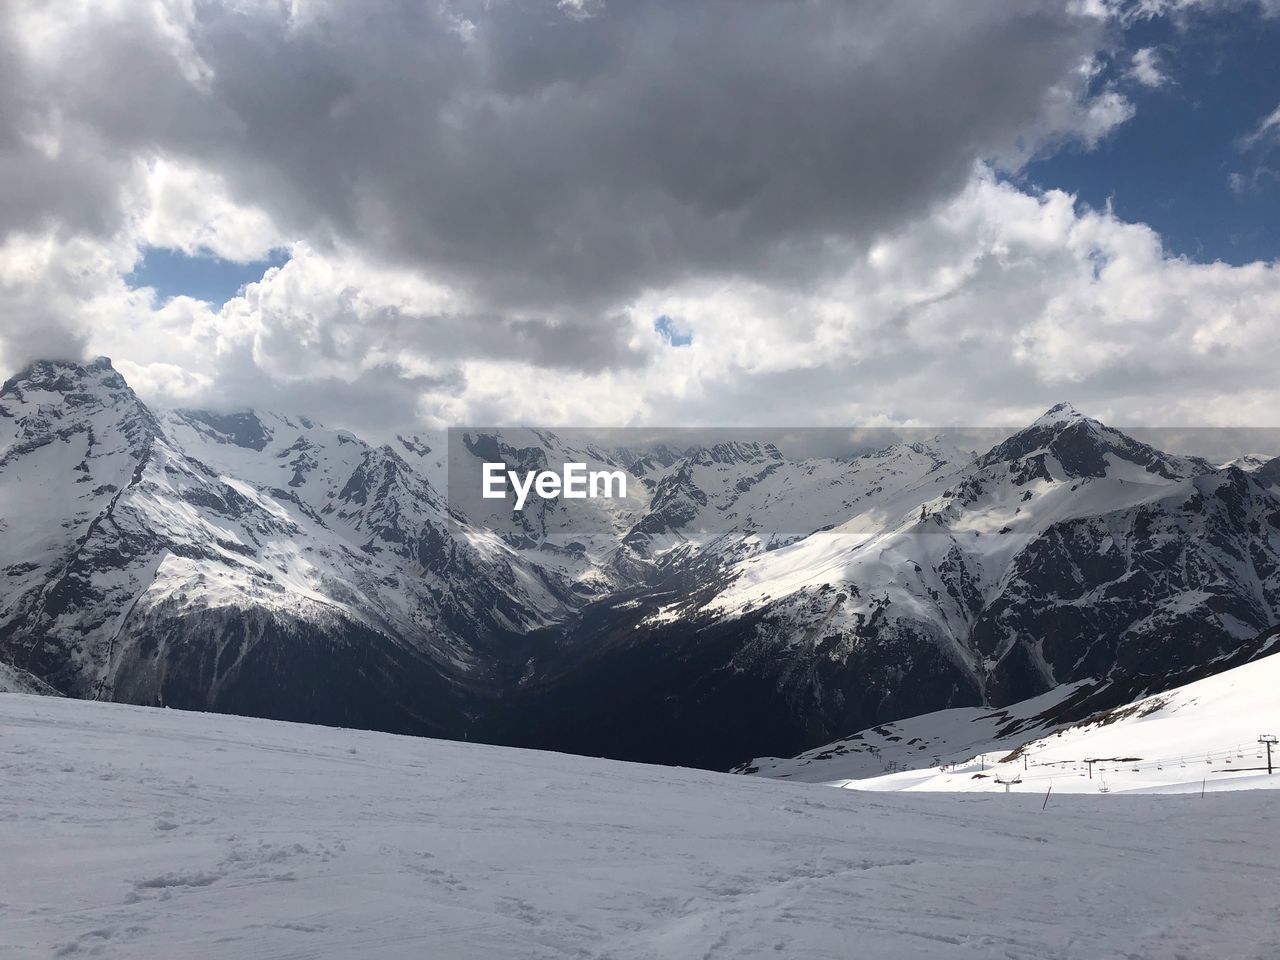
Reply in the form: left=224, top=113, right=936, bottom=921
left=0, top=355, right=162, bottom=474
left=2, top=356, right=126, bottom=400
left=980, top=405, right=1205, bottom=483
left=1032, top=401, right=1087, bottom=427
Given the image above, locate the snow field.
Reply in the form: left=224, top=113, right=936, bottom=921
left=4, top=693, right=1280, bottom=959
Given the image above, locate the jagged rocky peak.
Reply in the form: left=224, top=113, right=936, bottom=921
left=899, top=437, right=951, bottom=456
left=980, top=402, right=1206, bottom=483
left=3, top=355, right=128, bottom=399
left=1219, top=454, right=1272, bottom=472
left=611, top=443, right=683, bottom=473
left=860, top=435, right=962, bottom=469
left=1031, top=400, right=1087, bottom=427
left=687, top=440, right=783, bottom=466
left=1, top=356, right=162, bottom=456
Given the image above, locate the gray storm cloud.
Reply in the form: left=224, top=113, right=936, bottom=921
left=168, top=0, right=1109, bottom=307
left=0, top=0, right=1112, bottom=369
left=8, top=1, right=1276, bottom=435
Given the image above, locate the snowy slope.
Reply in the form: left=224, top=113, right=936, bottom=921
left=845, top=634, right=1280, bottom=795
left=738, top=682, right=1089, bottom=783
left=0, top=660, right=60, bottom=695
left=4, top=693, right=1280, bottom=960
left=744, top=631, right=1280, bottom=796
left=693, top=403, right=1263, bottom=671
left=623, top=437, right=966, bottom=555
left=158, top=409, right=578, bottom=637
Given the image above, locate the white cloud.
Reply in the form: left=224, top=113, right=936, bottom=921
left=1241, top=103, right=1280, bottom=148
left=1128, top=47, right=1168, bottom=87
left=2, top=0, right=1278, bottom=437
left=45, top=167, right=1277, bottom=436
left=133, top=159, right=286, bottom=263
left=1124, top=0, right=1280, bottom=19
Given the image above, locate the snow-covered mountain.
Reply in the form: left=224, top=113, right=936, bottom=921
left=0, top=359, right=582, bottom=736
left=2, top=358, right=1278, bottom=770
left=484, top=404, right=1280, bottom=767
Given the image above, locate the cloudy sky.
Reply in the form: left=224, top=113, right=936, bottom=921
left=2, top=0, right=1279, bottom=435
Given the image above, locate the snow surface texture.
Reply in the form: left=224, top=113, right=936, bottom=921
left=749, top=636, right=1280, bottom=796
left=3, top=693, right=1279, bottom=960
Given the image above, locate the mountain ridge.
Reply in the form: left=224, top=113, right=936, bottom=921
left=2, top=357, right=1278, bottom=769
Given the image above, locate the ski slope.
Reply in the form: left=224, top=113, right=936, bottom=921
left=816, top=645, right=1280, bottom=795
left=741, top=683, right=1086, bottom=783
left=4, top=694, right=1280, bottom=959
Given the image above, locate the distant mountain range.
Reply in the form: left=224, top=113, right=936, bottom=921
left=2, top=358, right=1278, bottom=769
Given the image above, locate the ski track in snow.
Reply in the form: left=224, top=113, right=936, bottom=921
left=3, top=694, right=1279, bottom=959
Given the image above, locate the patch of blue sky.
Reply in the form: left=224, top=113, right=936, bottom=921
left=1016, top=7, right=1280, bottom=266
left=127, top=247, right=290, bottom=306
left=654, top=315, right=693, bottom=346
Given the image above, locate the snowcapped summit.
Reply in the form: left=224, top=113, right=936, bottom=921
left=0, top=356, right=159, bottom=454
left=859, top=435, right=967, bottom=474
left=977, top=403, right=1207, bottom=483
left=0, top=360, right=608, bottom=732
left=1031, top=400, right=1087, bottom=427
left=1, top=356, right=162, bottom=578
left=1219, top=453, right=1273, bottom=472
left=4, top=354, right=117, bottom=391
left=2, top=355, right=149, bottom=420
